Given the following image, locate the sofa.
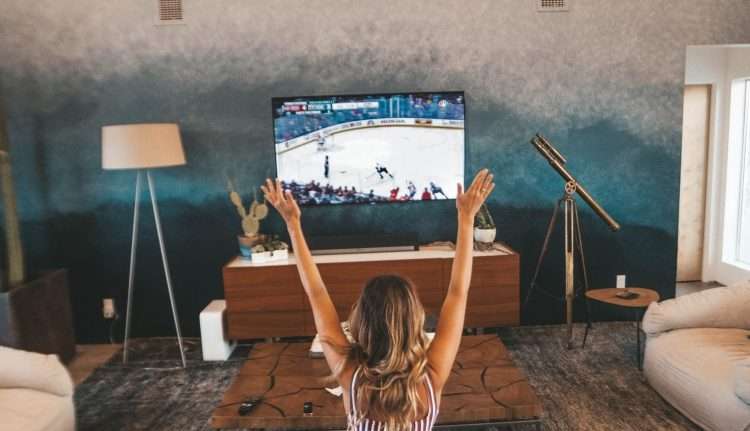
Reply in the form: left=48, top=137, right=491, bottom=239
left=643, top=283, right=750, bottom=431
left=0, top=346, right=75, bottom=431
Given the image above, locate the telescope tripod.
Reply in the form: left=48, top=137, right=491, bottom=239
left=524, top=181, right=592, bottom=349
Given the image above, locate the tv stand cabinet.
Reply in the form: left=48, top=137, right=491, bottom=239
left=222, top=246, right=520, bottom=339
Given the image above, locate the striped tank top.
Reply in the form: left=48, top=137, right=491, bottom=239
left=348, top=366, right=439, bottom=431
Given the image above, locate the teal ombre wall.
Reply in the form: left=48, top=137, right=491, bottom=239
left=1, top=1, right=749, bottom=342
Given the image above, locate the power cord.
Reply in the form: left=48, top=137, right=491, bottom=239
left=103, top=306, right=254, bottom=369
left=108, top=313, right=122, bottom=344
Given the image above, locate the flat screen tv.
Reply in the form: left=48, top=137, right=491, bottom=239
left=272, top=91, right=465, bottom=205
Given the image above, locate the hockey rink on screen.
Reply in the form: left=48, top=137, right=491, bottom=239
left=276, top=125, right=464, bottom=200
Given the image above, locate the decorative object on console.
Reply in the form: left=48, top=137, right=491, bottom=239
left=247, top=237, right=289, bottom=263
left=0, top=103, right=75, bottom=362
left=227, top=180, right=288, bottom=261
left=237, top=233, right=267, bottom=258
left=228, top=180, right=268, bottom=236
left=102, top=123, right=187, bottom=368
left=525, top=133, right=620, bottom=349
left=473, top=203, right=496, bottom=244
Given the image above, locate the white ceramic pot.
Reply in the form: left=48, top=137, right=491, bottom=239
left=251, top=251, right=273, bottom=263
left=270, top=249, right=289, bottom=261
left=474, top=227, right=496, bottom=244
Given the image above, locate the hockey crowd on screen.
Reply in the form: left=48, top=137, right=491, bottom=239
left=281, top=179, right=449, bottom=205
left=274, top=93, right=464, bottom=144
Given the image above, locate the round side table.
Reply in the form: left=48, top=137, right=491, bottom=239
left=584, top=288, right=660, bottom=369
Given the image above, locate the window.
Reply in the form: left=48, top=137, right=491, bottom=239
left=690, top=45, right=750, bottom=285
left=737, top=80, right=750, bottom=264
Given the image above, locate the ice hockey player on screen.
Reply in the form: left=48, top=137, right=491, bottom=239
left=324, top=155, right=330, bottom=179
left=375, top=163, right=394, bottom=180
left=430, top=182, right=448, bottom=199
left=421, top=187, right=432, bottom=200
left=316, top=133, right=327, bottom=151
left=407, top=181, right=417, bottom=199
left=389, top=187, right=400, bottom=201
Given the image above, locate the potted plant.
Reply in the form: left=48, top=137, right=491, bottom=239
left=0, top=101, right=75, bottom=362
left=474, top=203, right=496, bottom=244
left=228, top=180, right=288, bottom=261
left=249, top=238, right=289, bottom=263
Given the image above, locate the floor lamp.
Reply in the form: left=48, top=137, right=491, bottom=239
left=102, top=123, right=187, bottom=368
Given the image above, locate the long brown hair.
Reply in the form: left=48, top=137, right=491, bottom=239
left=345, top=275, right=431, bottom=431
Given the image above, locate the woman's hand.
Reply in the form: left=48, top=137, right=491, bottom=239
left=261, top=178, right=301, bottom=227
left=456, top=169, right=494, bottom=220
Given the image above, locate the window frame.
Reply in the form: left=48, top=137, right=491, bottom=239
left=736, top=80, right=750, bottom=264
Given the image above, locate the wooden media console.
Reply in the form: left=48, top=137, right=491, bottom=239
left=222, top=246, right=520, bottom=339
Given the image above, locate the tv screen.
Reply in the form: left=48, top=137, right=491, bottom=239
left=272, top=91, right=465, bottom=205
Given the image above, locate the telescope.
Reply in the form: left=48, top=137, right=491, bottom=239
left=530, top=134, right=620, bottom=231
left=526, top=133, right=620, bottom=349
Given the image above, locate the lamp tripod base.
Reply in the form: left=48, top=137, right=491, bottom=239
left=122, top=170, right=187, bottom=368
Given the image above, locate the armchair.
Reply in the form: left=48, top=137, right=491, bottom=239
left=643, top=283, right=750, bottom=431
left=0, top=346, right=75, bottom=431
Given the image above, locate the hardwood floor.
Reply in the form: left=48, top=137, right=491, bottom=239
left=67, top=344, right=121, bottom=386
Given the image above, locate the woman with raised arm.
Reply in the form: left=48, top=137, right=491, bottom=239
left=261, top=169, right=495, bottom=431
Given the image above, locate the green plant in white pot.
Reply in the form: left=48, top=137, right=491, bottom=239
left=474, top=203, right=496, bottom=244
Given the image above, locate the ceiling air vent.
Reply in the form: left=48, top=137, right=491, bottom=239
left=537, top=0, right=569, bottom=12
left=156, top=0, right=184, bottom=25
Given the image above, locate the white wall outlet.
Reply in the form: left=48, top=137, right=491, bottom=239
left=616, top=275, right=626, bottom=289
left=102, top=298, right=116, bottom=319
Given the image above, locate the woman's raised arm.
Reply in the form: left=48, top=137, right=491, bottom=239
left=427, top=169, right=495, bottom=390
left=261, top=179, right=350, bottom=376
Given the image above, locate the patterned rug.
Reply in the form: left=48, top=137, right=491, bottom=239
left=74, top=322, right=699, bottom=430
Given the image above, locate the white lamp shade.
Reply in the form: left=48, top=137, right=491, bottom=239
left=102, top=123, right=186, bottom=170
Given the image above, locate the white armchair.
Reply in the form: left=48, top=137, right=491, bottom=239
left=0, top=346, right=76, bottom=431
left=643, top=283, right=750, bottom=431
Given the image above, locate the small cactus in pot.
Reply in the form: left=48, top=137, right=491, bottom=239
left=228, top=179, right=268, bottom=237
left=228, top=179, right=268, bottom=257
left=228, top=179, right=288, bottom=260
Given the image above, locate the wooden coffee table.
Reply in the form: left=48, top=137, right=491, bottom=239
left=584, top=287, right=660, bottom=369
left=212, top=335, right=542, bottom=430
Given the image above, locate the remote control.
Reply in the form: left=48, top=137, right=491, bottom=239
left=615, top=290, right=639, bottom=300
left=238, top=398, right=261, bottom=416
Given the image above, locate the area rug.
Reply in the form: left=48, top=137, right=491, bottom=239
left=74, top=322, right=699, bottom=430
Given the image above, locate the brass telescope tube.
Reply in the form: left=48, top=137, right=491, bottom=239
left=530, top=134, right=621, bottom=232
